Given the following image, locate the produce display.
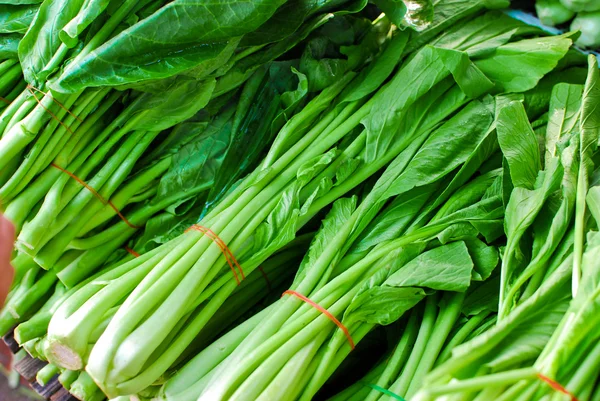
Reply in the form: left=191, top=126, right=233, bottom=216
left=535, top=0, right=600, bottom=48
left=0, top=1, right=599, bottom=401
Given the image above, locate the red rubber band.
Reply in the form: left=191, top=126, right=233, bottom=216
left=282, top=290, right=355, bottom=349
left=27, top=85, right=82, bottom=121
left=50, top=163, right=141, bottom=229
left=538, top=374, right=578, bottom=401
left=186, top=225, right=244, bottom=285
left=258, top=267, right=272, bottom=292
left=0, top=96, right=10, bottom=105
left=124, top=246, right=140, bottom=258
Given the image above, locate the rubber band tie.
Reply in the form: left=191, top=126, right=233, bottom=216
left=361, top=382, right=405, bottom=401
left=50, top=163, right=141, bottom=229
left=27, top=85, right=82, bottom=121
left=125, top=246, right=140, bottom=258
left=282, top=290, right=355, bottom=349
left=258, top=267, right=273, bottom=292
left=185, top=224, right=244, bottom=285
left=538, top=373, right=578, bottom=401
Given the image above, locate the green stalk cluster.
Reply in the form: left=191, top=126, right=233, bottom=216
left=412, top=56, right=600, bottom=401
left=0, top=58, right=24, bottom=111
left=329, top=293, right=492, bottom=401
left=40, top=5, right=579, bottom=398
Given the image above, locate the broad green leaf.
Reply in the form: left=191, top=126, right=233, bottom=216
left=344, top=285, right=427, bottom=326
left=18, top=0, right=85, bottom=84
left=52, top=0, right=289, bottom=91
left=574, top=55, right=600, bottom=294
left=0, top=4, right=38, bottom=34
left=404, top=0, right=509, bottom=55
left=363, top=45, right=493, bottom=162
left=206, top=63, right=309, bottom=210
left=430, top=11, right=542, bottom=59
left=496, top=101, right=542, bottom=190
left=487, top=298, right=569, bottom=372
left=465, top=238, right=498, bottom=281
left=242, top=150, right=337, bottom=268
left=545, top=83, right=583, bottom=161
left=462, top=275, right=500, bottom=315
left=385, top=241, right=474, bottom=292
left=212, top=13, right=333, bottom=98
left=340, top=31, right=408, bottom=104
left=381, top=99, right=495, bottom=200
left=128, top=78, right=216, bottom=132
left=59, top=0, right=110, bottom=48
left=351, top=184, right=437, bottom=253
left=431, top=169, right=501, bottom=223
left=586, top=186, right=600, bottom=225
left=443, top=253, right=572, bottom=374
left=474, top=35, right=573, bottom=93
left=343, top=246, right=427, bottom=325
left=299, top=36, right=349, bottom=92
left=500, top=155, right=564, bottom=313
left=0, top=34, right=21, bottom=58
left=151, top=109, right=232, bottom=206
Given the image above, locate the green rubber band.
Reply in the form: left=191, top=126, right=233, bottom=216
left=362, top=382, right=406, bottom=401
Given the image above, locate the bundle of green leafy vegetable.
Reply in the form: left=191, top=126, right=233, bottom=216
left=0, top=45, right=319, bottom=341
left=405, top=55, right=600, bottom=401
left=5, top=233, right=310, bottom=401
left=54, top=4, right=578, bottom=400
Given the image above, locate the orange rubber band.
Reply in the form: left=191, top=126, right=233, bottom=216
left=186, top=224, right=244, bottom=285
left=27, top=85, right=82, bottom=121
left=258, top=267, right=272, bottom=292
left=282, top=290, right=355, bottom=349
left=125, top=246, right=140, bottom=258
left=27, top=86, right=75, bottom=135
left=0, top=96, right=10, bottom=105
left=50, top=163, right=141, bottom=229
left=538, top=374, right=578, bottom=401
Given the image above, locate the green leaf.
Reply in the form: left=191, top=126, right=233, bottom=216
left=385, top=241, right=475, bottom=292
left=351, top=184, right=437, bottom=253
left=430, top=11, right=542, bottom=59
left=574, top=55, right=600, bottom=294
left=486, top=298, right=569, bottom=371
left=52, top=0, right=289, bottom=91
left=462, top=275, right=500, bottom=315
left=465, top=238, right=498, bottom=281
left=0, top=4, right=38, bottom=34
left=299, top=36, right=349, bottom=92
left=545, top=83, right=583, bottom=161
left=496, top=101, right=542, bottom=189
left=381, top=99, right=495, bottom=200
left=363, top=46, right=493, bottom=162
left=404, top=0, right=509, bottom=55
left=18, top=0, right=85, bottom=84
left=340, top=31, right=408, bottom=104
left=344, top=285, right=427, bottom=326
left=152, top=109, right=232, bottom=206
left=242, top=150, right=338, bottom=268
left=128, top=78, right=216, bottom=132
left=0, top=34, right=21, bottom=58
left=474, top=35, right=573, bottom=93
left=59, top=0, right=110, bottom=48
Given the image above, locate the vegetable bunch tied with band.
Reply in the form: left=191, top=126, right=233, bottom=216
left=41, top=0, right=581, bottom=398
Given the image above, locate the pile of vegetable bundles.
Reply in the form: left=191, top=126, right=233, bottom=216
left=0, top=0, right=599, bottom=401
